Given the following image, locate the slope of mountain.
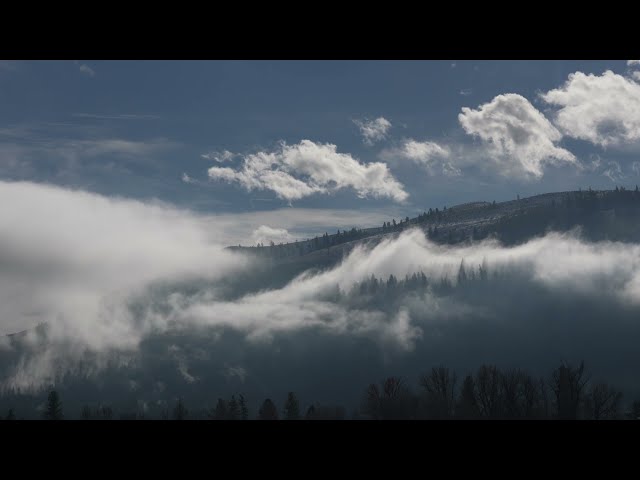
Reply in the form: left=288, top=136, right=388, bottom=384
left=228, top=188, right=640, bottom=266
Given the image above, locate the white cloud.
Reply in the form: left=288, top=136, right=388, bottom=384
left=541, top=70, right=640, bottom=147
left=353, top=117, right=392, bottom=145
left=79, top=64, right=95, bottom=77
left=602, top=160, right=624, bottom=182
left=632, top=71, right=640, bottom=82
left=208, top=140, right=408, bottom=203
left=380, top=139, right=459, bottom=176
left=459, top=93, right=576, bottom=178
left=6, top=183, right=640, bottom=390
left=181, top=173, right=192, bottom=183
left=169, top=228, right=640, bottom=354
left=0, top=180, right=249, bottom=349
left=223, top=364, right=247, bottom=383
left=251, top=225, right=295, bottom=245
left=459, top=88, right=472, bottom=96
left=201, top=150, right=235, bottom=162
left=397, top=140, right=450, bottom=164
left=627, top=60, right=640, bottom=66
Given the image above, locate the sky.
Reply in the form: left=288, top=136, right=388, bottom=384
left=5, top=59, right=640, bottom=399
left=2, top=59, right=640, bottom=245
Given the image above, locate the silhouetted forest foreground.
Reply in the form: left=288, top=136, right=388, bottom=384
left=3, top=361, right=640, bottom=420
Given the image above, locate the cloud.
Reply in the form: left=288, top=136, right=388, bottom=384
left=398, top=140, right=450, bottom=164
left=201, top=150, right=235, bottom=162
left=459, top=88, right=472, bottom=96
left=169, top=345, right=198, bottom=383
left=632, top=71, right=640, bottom=82
left=627, top=60, right=640, bottom=67
left=380, top=139, right=460, bottom=176
left=0, top=127, right=178, bottom=180
left=208, top=140, right=408, bottom=203
left=353, top=117, right=392, bottom=145
left=223, top=364, right=247, bottom=383
left=541, top=70, right=640, bottom=147
left=5, top=184, right=640, bottom=395
left=70, top=138, right=174, bottom=158
left=251, top=225, right=295, bottom=245
left=0, top=180, right=251, bottom=389
left=459, top=93, right=576, bottom=178
left=602, top=161, right=624, bottom=183
left=143, top=228, right=640, bottom=363
left=181, top=173, right=192, bottom=183
left=79, top=64, right=96, bottom=77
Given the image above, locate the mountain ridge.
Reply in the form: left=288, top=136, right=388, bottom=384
left=227, top=188, right=640, bottom=260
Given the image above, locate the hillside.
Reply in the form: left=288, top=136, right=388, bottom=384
left=228, top=188, right=640, bottom=265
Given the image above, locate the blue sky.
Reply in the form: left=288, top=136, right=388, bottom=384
left=2, top=60, right=640, bottom=243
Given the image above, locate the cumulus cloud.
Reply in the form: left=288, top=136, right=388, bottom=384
left=396, top=140, right=450, bottom=164
left=459, top=93, right=576, bottom=178
left=627, top=60, right=640, bottom=67
left=251, top=225, right=295, bottom=245
left=541, top=70, right=640, bottom=147
left=208, top=140, right=408, bottom=203
left=353, top=117, right=392, bottom=145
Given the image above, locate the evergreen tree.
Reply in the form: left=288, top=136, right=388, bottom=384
left=100, top=406, right=113, bottom=420
left=283, top=392, right=300, bottom=420
left=305, top=405, right=316, bottom=420
left=5, top=409, right=16, bottom=421
left=228, top=395, right=240, bottom=420
left=258, top=398, right=279, bottom=420
left=81, top=405, right=91, bottom=420
left=457, top=259, right=467, bottom=284
left=212, top=398, right=228, bottom=420
left=43, top=390, right=63, bottom=420
left=238, top=394, right=249, bottom=420
left=173, top=398, right=188, bottom=420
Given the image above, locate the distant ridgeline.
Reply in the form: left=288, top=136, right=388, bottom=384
left=227, top=187, right=640, bottom=259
